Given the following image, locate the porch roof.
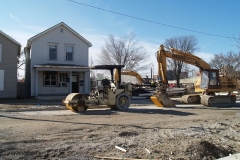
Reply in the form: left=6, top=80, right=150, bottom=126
left=34, top=64, right=90, bottom=72
left=34, top=63, right=89, bottom=68
left=34, top=64, right=125, bottom=72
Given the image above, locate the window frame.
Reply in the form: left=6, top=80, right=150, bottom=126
left=200, top=70, right=209, bottom=89
left=58, top=72, right=69, bottom=87
left=48, top=43, right=58, bottom=60
left=65, top=44, right=74, bottom=61
left=209, top=71, right=217, bottom=85
left=43, top=71, right=58, bottom=86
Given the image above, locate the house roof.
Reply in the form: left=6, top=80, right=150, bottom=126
left=0, top=30, right=21, bottom=56
left=26, top=22, right=92, bottom=48
left=0, top=30, right=21, bottom=46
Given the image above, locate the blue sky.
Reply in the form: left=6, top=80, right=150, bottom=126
left=1, top=0, right=240, bottom=77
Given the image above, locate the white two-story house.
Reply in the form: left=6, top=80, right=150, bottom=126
left=24, top=22, right=92, bottom=99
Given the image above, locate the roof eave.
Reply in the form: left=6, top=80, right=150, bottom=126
left=0, top=30, right=21, bottom=46
left=26, top=22, right=92, bottom=48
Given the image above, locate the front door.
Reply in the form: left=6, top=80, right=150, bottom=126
left=72, top=75, right=78, bottom=93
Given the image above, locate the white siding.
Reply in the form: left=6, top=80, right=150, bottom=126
left=30, top=26, right=89, bottom=67
left=0, top=70, right=4, bottom=90
left=30, top=25, right=90, bottom=96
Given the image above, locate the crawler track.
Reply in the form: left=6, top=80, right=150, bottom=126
left=201, top=95, right=236, bottom=107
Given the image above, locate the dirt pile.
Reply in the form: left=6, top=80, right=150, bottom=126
left=186, top=140, right=233, bottom=160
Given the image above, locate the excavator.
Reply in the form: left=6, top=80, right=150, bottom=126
left=114, top=70, right=156, bottom=85
left=115, top=70, right=188, bottom=97
left=151, top=44, right=238, bottom=107
left=114, top=70, right=157, bottom=97
left=114, top=70, right=145, bottom=84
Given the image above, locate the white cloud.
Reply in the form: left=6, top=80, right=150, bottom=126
left=9, top=13, right=22, bottom=24
left=83, top=34, right=107, bottom=65
left=195, top=51, right=214, bottom=63
left=9, top=13, right=45, bottom=32
left=140, top=41, right=160, bottom=55
left=3, top=30, right=34, bottom=48
left=139, top=41, right=160, bottom=76
left=82, top=34, right=161, bottom=77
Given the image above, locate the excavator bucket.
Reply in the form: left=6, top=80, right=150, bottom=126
left=63, top=93, right=88, bottom=112
left=150, top=90, right=176, bottom=107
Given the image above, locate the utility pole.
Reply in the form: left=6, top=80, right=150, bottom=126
left=90, top=56, right=96, bottom=79
left=150, top=67, right=152, bottom=80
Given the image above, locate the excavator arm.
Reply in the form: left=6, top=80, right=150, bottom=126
left=114, top=70, right=144, bottom=84
left=169, top=48, right=211, bottom=70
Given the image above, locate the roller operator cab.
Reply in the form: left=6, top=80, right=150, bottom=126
left=63, top=65, right=132, bottom=112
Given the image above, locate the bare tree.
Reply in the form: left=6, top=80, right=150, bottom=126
left=17, top=50, right=25, bottom=79
left=164, top=35, right=199, bottom=87
left=98, top=32, right=151, bottom=71
left=209, top=51, right=240, bottom=78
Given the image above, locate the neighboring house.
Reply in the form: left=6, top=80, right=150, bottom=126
left=0, top=30, right=21, bottom=98
left=24, top=22, right=92, bottom=99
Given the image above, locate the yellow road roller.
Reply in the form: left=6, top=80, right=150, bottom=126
left=63, top=65, right=132, bottom=112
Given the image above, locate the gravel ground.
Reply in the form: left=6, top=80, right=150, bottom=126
left=0, top=97, right=240, bottom=160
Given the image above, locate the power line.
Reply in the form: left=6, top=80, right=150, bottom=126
left=67, top=0, right=235, bottom=39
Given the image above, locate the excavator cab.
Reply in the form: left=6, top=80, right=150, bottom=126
left=200, top=69, right=221, bottom=90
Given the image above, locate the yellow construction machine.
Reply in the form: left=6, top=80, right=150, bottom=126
left=114, top=70, right=157, bottom=97
left=151, top=44, right=238, bottom=107
left=114, top=70, right=157, bottom=86
left=114, top=70, right=145, bottom=84
left=115, top=69, right=188, bottom=97
left=63, top=65, right=132, bottom=112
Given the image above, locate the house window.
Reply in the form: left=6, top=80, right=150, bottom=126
left=49, top=45, right=57, bottom=60
left=0, top=44, right=2, bottom=62
left=44, top=71, right=57, bottom=86
left=66, top=46, right=73, bottom=61
left=59, top=73, right=68, bottom=87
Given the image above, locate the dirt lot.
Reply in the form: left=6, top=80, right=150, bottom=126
left=0, top=98, right=240, bottom=160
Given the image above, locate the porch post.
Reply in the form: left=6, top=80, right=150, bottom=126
left=84, top=71, right=90, bottom=94
left=69, top=71, right=72, bottom=93
left=35, top=70, right=38, bottom=97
